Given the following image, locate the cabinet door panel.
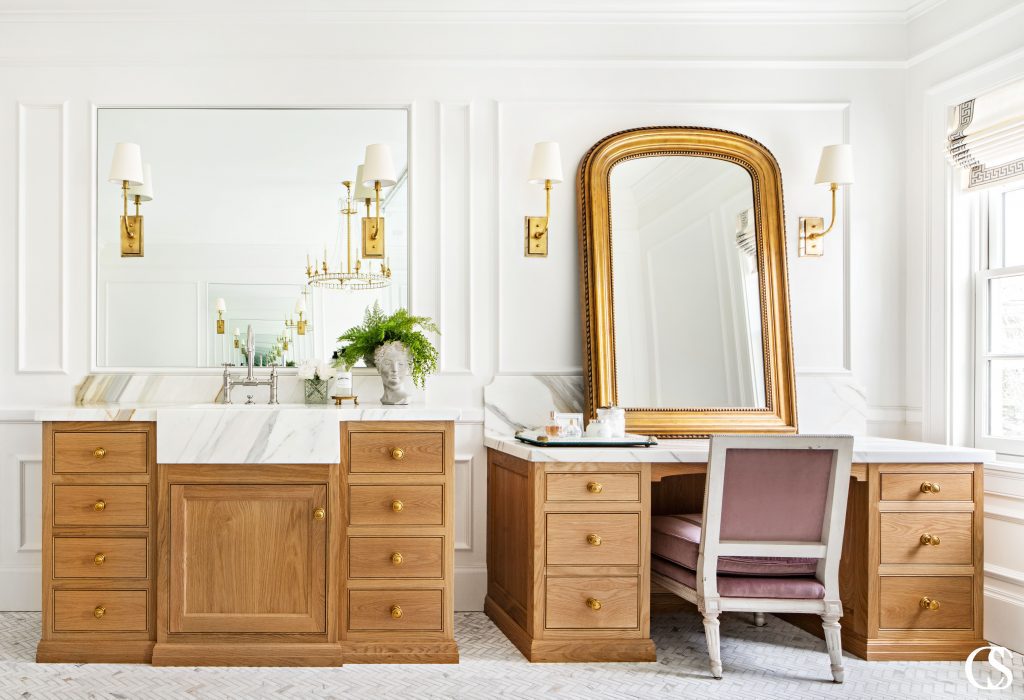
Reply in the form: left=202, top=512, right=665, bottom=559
left=169, top=483, right=327, bottom=634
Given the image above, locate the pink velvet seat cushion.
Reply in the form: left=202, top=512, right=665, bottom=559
left=652, top=555, right=826, bottom=600
left=651, top=514, right=818, bottom=576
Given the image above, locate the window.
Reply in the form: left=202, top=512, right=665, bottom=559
left=976, top=182, right=1024, bottom=454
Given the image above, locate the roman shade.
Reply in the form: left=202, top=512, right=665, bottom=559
left=946, top=79, right=1024, bottom=190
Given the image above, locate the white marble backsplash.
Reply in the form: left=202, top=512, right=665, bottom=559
left=483, top=374, right=583, bottom=435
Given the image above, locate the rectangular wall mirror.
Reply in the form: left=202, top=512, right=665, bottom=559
left=95, top=107, right=409, bottom=370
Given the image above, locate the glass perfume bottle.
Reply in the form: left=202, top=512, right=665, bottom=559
left=544, top=411, right=561, bottom=437
left=564, top=418, right=582, bottom=438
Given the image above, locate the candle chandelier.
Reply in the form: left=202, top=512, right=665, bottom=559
left=306, top=144, right=396, bottom=291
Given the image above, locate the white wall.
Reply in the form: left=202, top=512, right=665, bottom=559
left=0, top=1, right=1012, bottom=612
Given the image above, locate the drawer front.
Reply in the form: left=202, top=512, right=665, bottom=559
left=350, top=431, right=444, bottom=474
left=53, top=431, right=148, bottom=474
left=880, top=472, right=973, bottom=501
left=880, top=512, right=973, bottom=565
left=879, top=576, right=974, bottom=630
left=546, top=513, right=640, bottom=566
left=348, top=588, right=443, bottom=631
left=349, top=485, right=443, bottom=526
left=53, top=485, right=148, bottom=527
left=53, top=589, right=148, bottom=632
left=349, top=536, right=444, bottom=579
left=546, top=473, right=640, bottom=502
left=53, top=536, right=148, bottom=579
left=545, top=576, right=639, bottom=630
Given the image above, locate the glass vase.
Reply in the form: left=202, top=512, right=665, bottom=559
left=304, top=378, right=329, bottom=404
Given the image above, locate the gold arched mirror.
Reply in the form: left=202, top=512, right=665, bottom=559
left=577, top=127, right=797, bottom=437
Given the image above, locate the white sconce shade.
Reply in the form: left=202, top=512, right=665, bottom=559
left=128, top=164, right=154, bottom=202
left=234, top=327, right=240, bottom=337
left=814, top=144, right=855, bottom=185
left=108, top=142, right=145, bottom=185
left=295, top=296, right=307, bottom=315
left=362, top=144, right=397, bottom=187
left=215, top=298, right=227, bottom=313
left=528, top=142, right=564, bottom=184
left=353, top=164, right=375, bottom=200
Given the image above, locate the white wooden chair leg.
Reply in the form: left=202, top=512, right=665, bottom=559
left=702, top=611, right=723, bottom=679
left=753, top=612, right=766, bottom=627
left=821, top=614, right=844, bottom=683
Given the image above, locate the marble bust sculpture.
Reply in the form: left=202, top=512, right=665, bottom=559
left=374, top=341, right=412, bottom=405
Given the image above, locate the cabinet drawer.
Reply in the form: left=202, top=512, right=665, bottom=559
left=53, top=485, right=148, bottom=527
left=546, top=473, right=640, bottom=502
left=880, top=512, right=973, bottom=565
left=545, top=576, right=639, bottom=630
left=880, top=472, right=973, bottom=501
left=53, top=536, right=148, bottom=579
left=349, top=536, right=444, bottom=579
left=350, top=431, right=444, bottom=474
left=348, top=589, right=443, bottom=631
left=53, top=431, right=148, bottom=474
left=349, top=485, right=443, bottom=526
left=53, top=589, right=148, bottom=632
left=546, top=513, right=639, bottom=566
left=879, top=576, right=974, bottom=630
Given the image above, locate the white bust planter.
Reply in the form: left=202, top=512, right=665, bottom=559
left=374, top=341, right=412, bottom=405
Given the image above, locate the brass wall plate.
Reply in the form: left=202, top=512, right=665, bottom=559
left=361, top=217, right=385, bottom=258
left=120, top=216, right=144, bottom=257
left=297, top=319, right=307, bottom=336
left=216, top=319, right=225, bottom=335
left=798, top=217, right=825, bottom=257
left=525, top=216, right=548, bottom=257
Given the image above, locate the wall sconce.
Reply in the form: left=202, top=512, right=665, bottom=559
left=108, top=142, right=146, bottom=257
left=360, top=144, right=397, bottom=259
left=215, top=298, right=226, bottom=334
left=799, top=144, right=854, bottom=257
left=294, top=296, right=308, bottom=336
left=233, top=327, right=240, bottom=349
left=524, top=142, right=563, bottom=257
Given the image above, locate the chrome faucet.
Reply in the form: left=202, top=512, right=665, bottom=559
left=222, top=324, right=279, bottom=404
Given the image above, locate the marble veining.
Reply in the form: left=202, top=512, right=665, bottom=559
left=483, top=374, right=583, bottom=435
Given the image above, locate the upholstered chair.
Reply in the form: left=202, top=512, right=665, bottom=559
left=650, top=434, right=854, bottom=682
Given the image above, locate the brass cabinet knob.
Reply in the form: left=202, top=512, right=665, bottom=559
left=920, top=533, right=941, bottom=546
left=313, top=507, right=326, bottom=521
left=390, top=447, right=406, bottom=461
left=920, top=481, right=941, bottom=494
left=587, top=482, right=603, bottom=494
left=93, top=500, right=106, bottom=512
left=390, top=604, right=403, bottom=619
left=586, top=598, right=602, bottom=611
left=93, top=553, right=106, bottom=566
left=93, top=447, right=106, bottom=459
left=93, top=605, right=106, bottom=619
left=391, top=500, right=404, bottom=512
left=586, top=534, right=602, bottom=546
left=919, top=596, right=941, bottom=611
left=391, top=552, right=404, bottom=565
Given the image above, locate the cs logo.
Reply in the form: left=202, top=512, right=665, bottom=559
left=965, top=645, right=1014, bottom=691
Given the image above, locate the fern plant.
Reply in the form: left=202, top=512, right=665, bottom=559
left=336, top=302, right=440, bottom=388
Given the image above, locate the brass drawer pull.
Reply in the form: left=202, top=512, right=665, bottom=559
left=93, top=553, right=106, bottom=566
left=390, top=604, right=403, bottom=619
left=93, top=447, right=106, bottom=459
left=391, top=552, right=404, bottom=565
left=587, top=481, right=603, bottom=494
left=586, top=533, right=602, bottom=546
left=390, top=447, right=406, bottom=460
left=919, top=596, right=940, bottom=611
left=586, top=598, right=602, bottom=611
left=920, top=481, right=941, bottom=494
left=313, top=507, right=326, bottom=521
left=919, top=533, right=941, bottom=546
left=391, top=500, right=404, bottom=512
left=93, top=500, right=106, bottom=512
left=93, top=605, right=106, bottom=619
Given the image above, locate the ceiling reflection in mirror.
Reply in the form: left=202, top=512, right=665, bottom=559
left=96, top=108, right=408, bottom=369
left=610, top=155, right=766, bottom=408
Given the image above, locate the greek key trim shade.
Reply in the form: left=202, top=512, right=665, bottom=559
left=946, top=79, right=1024, bottom=190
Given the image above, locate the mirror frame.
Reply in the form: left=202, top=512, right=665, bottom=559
left=577, top=126, right=797, bottom=438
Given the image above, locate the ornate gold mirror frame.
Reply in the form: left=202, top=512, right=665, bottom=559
left=577, top=127, right=797, bottom=438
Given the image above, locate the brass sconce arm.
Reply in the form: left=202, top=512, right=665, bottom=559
left=813, top=183, right=840, bottom=239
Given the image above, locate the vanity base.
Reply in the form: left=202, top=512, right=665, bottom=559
left=152, top=643, right=344, bottom=667
left=340, top=641, right=460, bottom=664
left=36, top=640, right=155, bottom=664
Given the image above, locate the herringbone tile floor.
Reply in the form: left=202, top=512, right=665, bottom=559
left=1, top=611, right=1021, bottom=699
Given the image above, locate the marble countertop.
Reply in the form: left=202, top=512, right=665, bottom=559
left=484, top=434, right=996, bottom=464
left=34, top=403, right=465, bottom=423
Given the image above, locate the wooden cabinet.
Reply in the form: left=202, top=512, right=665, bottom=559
left=167, top=483, right=328, bottom=634
left=485, top=449, right=655, bottom=662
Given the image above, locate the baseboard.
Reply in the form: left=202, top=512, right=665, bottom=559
left=986, top=582, right=1024, bottom=653
left=455, top=565, right=487, bottom=612
left=0, top=568, right=41, bottom=611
